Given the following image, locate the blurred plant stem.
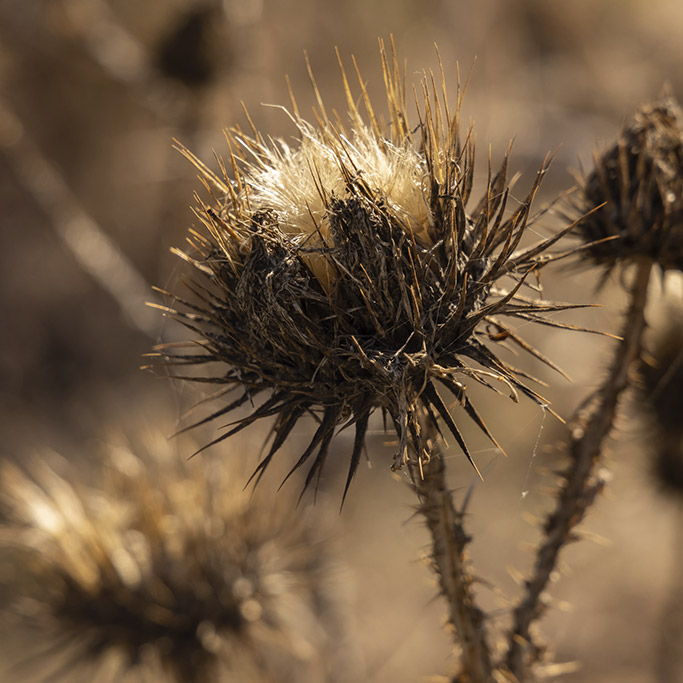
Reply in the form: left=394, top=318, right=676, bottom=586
left=504, top=258, right=653, bottom=679
left=411, top=426, right=493, bottom=682
left=0, top=97, right=160, bottom=338
left=655, top=502, right=683, bottom=683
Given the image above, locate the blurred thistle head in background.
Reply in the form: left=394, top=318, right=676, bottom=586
left=638, top=302, right=683, bottom=496
left=0, top=431, right=351, bottom=683
left=155, top=0, right=231, bottom=90
left=572, top=95, right=683, bottom=275
left=153, top=39, right=589, bottom=501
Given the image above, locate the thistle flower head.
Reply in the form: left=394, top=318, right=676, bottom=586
left=572, top=96, right=683, bottom=272
left=154, top=42, right=586, bottom=500
left=0, top=432, right=347, bottom=683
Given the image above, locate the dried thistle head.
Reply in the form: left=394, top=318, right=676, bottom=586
left=572, top=96, right=683, bottom=273
left=639, top=306, right=683, bottom=495
left=153, top=41, right=586, bottom=500
left=0, top=432, right=350, bottom=683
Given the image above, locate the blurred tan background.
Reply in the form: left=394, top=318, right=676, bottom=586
left=1, top=1, right=682, bottom=681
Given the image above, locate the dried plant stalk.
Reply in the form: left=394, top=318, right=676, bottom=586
left=411, top=434, right=493, bottom=682
left=504, top=259, right=652, bottom=679
left=0, top=98, right=159, bottom=338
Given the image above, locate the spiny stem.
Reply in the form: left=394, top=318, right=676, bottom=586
left=503, top=258, right=653, bottom=679
left=411, top=433, right=493, bottom=682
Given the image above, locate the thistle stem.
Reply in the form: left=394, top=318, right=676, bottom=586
left=504, top=258, right=653, bottom=679
left=412, top=438, right=493, bottom=682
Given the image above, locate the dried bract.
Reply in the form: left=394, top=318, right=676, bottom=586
left=153, top=43, right=586, bottom=499
left=573, top=96, right=683, bottom=272
left=0, top=433, right=348, bottom=683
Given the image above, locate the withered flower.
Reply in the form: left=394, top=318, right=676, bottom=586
left=154, top=42, right=585, bottom=500
left=573, top=96, right=683, bottom=273
left=0, top=432, right=351, bottom=683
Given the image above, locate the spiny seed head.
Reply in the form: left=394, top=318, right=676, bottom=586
left=572, top=96, right=683, bottom=273
left=153, top=41, right=587, bottom=501
left=639, top=308, right=683, bottom=495
left=0, top=432, right=347, bottom=683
